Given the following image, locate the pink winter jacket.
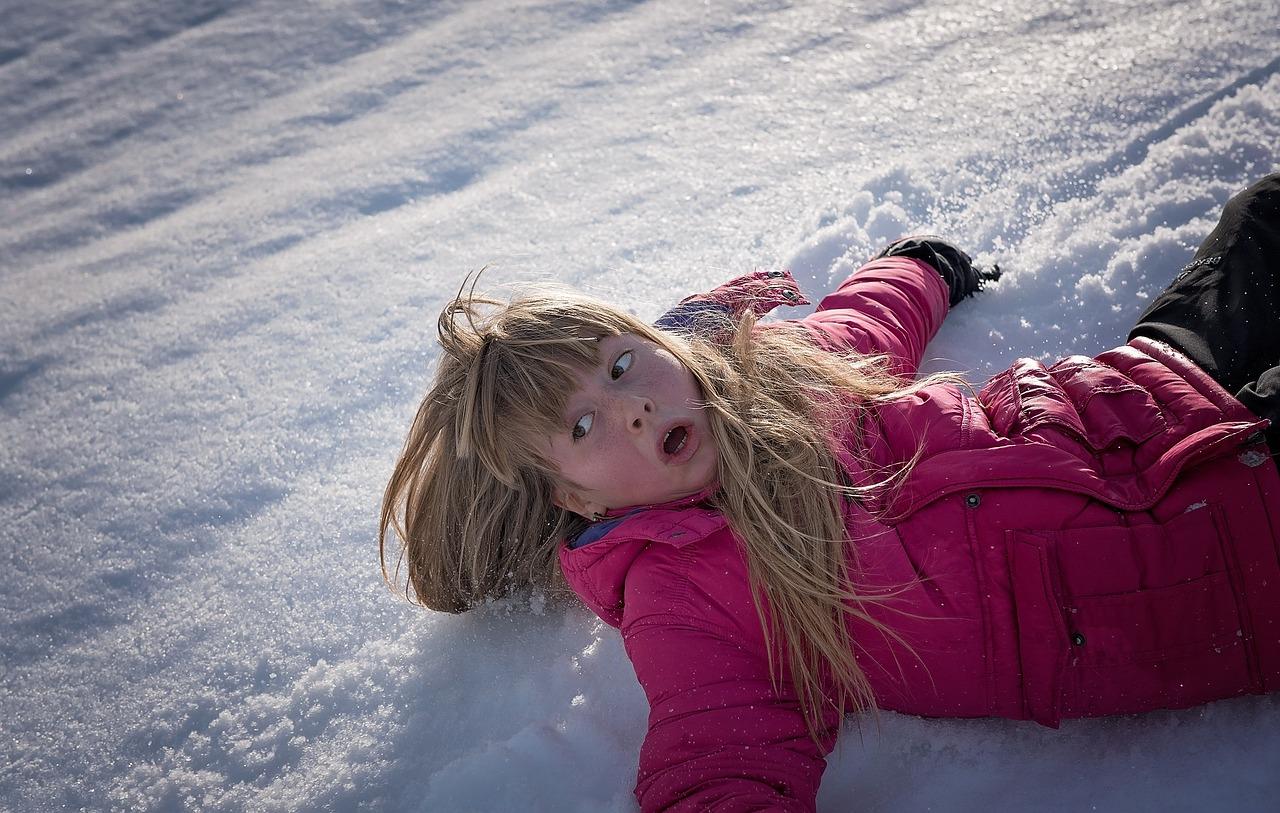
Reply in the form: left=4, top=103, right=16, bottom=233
left=557, top=258, right=1280, bottom=812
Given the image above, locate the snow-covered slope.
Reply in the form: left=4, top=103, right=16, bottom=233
left=2, top=1, right=1278, bottom=810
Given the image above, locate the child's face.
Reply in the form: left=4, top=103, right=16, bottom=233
left=544, top=333, right=718, bottom=517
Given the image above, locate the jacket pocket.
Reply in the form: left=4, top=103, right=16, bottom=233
left=1005, top=505, right=1257, bottom=727
left=1006, top=532, right=1070, bottom=726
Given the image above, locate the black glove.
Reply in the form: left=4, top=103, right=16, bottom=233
left=874, top=235, right=1000, bottom=307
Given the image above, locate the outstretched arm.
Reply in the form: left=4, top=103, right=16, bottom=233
left=656, top=238, right=989, bottom=380
left=625, top=618, right=837, bottom=812
left=799, top=237, right=995, bottom=378
left=798, top=254, right=951, bottom=379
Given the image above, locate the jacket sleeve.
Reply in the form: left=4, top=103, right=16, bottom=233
left=624, top=618, right=837, bottom=812
left=796, top=256, right=950, bottom=379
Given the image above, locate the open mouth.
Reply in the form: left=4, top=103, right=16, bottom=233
left=662, top=425, right=689, bottom=456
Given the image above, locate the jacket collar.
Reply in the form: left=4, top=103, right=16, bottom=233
left=566, top=481, right=722, bottom=549
left=558, top=494, right=729, bottom=626
left=600, top=481, right=721, bottom=518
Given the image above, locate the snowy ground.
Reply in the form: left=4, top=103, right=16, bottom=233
left=3, top=0, right=1279, bottom=810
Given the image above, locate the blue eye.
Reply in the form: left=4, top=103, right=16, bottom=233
left=610, top=350, right=633, bottom=380
left=572, top=412, right=593, bottom=441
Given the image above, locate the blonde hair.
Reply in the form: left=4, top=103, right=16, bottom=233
left=380, top=279, right=922, bottom=741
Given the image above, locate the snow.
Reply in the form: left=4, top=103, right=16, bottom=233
left=2, top=0, right=1278, bottom=810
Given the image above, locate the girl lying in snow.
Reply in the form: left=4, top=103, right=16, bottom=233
left=380, top=174, right=1280, bottom=812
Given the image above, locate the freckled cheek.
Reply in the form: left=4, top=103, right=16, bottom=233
left=663, top=365, right=702, bottom=405
left=587, top=420, right=646, bottom=473
left=626, top=367, right=663, bottom=391
left=606, top=428, right=649, bottom=466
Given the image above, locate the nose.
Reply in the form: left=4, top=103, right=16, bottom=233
left=624, top=394, right=653, bottom=434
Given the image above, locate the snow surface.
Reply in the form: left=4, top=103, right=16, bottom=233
left=3, top=0, right=1280, bottom=810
